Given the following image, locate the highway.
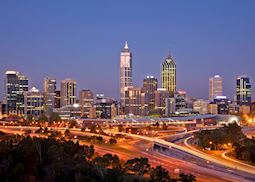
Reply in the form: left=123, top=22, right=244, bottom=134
left=1, top=125, right=255, bottom=181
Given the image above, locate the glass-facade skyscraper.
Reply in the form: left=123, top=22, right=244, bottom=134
left=236, top=76, right=251, bottom=105
left=120, top=41, right=133, bottom=108
left=142, top=76, right=158, bottom=115
left=161, top=55, right=176, bottom=97
left=209, top=75, right=223, bottom=101
left=4, top=71, right=29, bottom=114
left=60, top=79, right=77, bottom=107
left=44, top=77, right=56, bottom=114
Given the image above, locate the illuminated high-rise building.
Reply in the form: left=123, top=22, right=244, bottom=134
left=175, top=90, right=187, bottom=111
left=236, top=76, right=251, bottom=105
left=24, top=87, right=44, bottom=118
left=60, top=79, right=77, bottom=107
left=209, top=75, right=223, bottom=101
left=44, top=77, right=56, bottom=114
left=54, top=90, right=61, bottom=108
left=124, top=87, right=142, bottom=116
left=161, top=55, right=176, bottom=97
left=4, top=71, right=29, bottom=115
left=120, top=41, right=132, bottom=107
left=79, top=90, right=94, bottom=118
left=142, top=76, right=158, bottom=115
left=155, top=88, right=170, bottom=114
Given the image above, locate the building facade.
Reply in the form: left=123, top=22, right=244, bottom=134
left=55, top=90, right=61, bottom=108
left=155, top=88, right=170, bottom=114
left=4, top=71, right=29, bottom=115
left=95, top=94, right=118, bottom=119
left=175, top=90, right=187, bottom=111
left=43, top=77, right=56, bottom=114
left=124, top=87, right=142, bottom=116
left=165, top=97, right=176, bottom=116
left=60, top=79, right=77, bottom=107
left=161, top=55, right=176, bottom=97
left=193, top=99, right=209, bottom=115
left=213, top=96, right=230, bottom=115
left=24, top=87, right=44, bottom=118
left=236, top=76, right=252, bottom=106
left=79, top=90, right=94, bottom=118
left=142, top=76, right=158, bottom=115
left=209, top=75, right=223, bottom=101
left=120, top=41, right=133, bottom=107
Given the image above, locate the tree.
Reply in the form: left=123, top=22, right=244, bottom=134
left=37, top=114, right=48, bottom=122
left=89, top=125, right=97, bottom=133
left=117, top=125, right=123, bottom=132
left=150, top=166, right=171, bottom=182
left=50, top=112, right=61, bottom=122
left=112, top=154, right=121, bottom=169
left=69, top=120, right=77, bottom=128
left=84, top=145, right=94, bottom=159
left=125, top=157, right=151, bottom=176
left=162, top=123, right=167, bottom=130
left=109, top=138, right=117, bottom=145
left=178, top=173, right=196, bottom=182
left=26, top=114, right=34, bottom=122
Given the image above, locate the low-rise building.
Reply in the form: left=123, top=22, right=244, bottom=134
left=193, top=99, right=209, bottom=115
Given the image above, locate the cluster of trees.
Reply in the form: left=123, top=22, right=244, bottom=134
left=195, top=123, right=255, bottom=164
left=234, top=138, right=255, bottom=163
left=195, top=123, right=244, bottom=150
left=35, top=127, right=62, bottom=138
left=27, top=112, right=62, bottom=122
left=0, top=135, right=196, bottom=182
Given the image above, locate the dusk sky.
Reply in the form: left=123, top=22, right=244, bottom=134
left=0, top=0, right=255, bottom=100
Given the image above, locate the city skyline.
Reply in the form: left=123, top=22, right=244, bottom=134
left=0, top=2, right=255, bottom=182
left=1, top=1, right=255, bottom=100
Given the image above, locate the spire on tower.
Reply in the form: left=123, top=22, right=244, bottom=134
left=124, top=41, right=129, bottom=49
left=167, top=51, right=172, bottom=59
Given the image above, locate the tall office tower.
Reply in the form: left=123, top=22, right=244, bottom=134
left=44, top=77, right=56, bottom=114
left=4, top=71, right=29, bottom=115
left=54, top=90, right=61, bottom=108
left=79, top=90, right=94, bottom=118
left=161, top=54, right=176, bottom=97
left=209, top=75, right=223, bottom=101
left=165, top=97, right=176, bottom=116
left=24, top=87, right=44, bottom=118
left=236, top=76, right=252, bottom=105
left=60, top=79, right=77, bottom=107
left=124, top=87, right=142, bottom=116
left=120, top=41, right=133, bottom=107
left=175, top=90, right=187, bottom=111
left=142, top=76, right=158, bottom=115
left=155, top=88, right=170, bottom=114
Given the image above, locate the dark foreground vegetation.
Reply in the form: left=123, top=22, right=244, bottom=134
left=195, top=123, right=255, bottom=164
left=0, top=132, right=196, bottom=182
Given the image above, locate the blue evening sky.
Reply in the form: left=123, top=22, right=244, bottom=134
left=0, top=0, right=255, bottom=100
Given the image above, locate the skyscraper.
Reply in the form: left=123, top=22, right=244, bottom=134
left=124, top=87, right=142, bottom=116
left=79, top=90, right=94, bottom=118
left=209, top=75, right=223, bottom=101
left=142, top=76, right=158, bottom=115
left=155, top=88, right=170, bottom=115
left=44, top=77, right=56, bottom=114
left=236, top=76, right=251, bottom=105
left=4, top=71, right=29, bottom=115
left=120, top=41, right=132, bottom=107
left=60, top=79, right=77, bottom=107
left=161, top=55, right=176, bottom=97
left=24, top=87, right=44, bottom=118
left=175, top=90, right=187, bottom=111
